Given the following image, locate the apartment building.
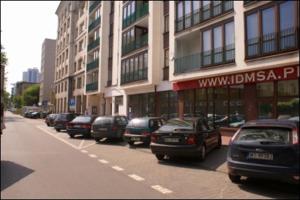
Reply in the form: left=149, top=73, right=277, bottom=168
left=39, top=39, right=56, bottom=108
left=54, top=1, right=299, bottom=129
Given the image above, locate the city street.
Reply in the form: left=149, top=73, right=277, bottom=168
left=1, top=112, right=299, bottom=199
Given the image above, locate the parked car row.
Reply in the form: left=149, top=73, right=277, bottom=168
left=24, top=111, right=51, bottom=119
left=43, top=112, right=299, bottom=185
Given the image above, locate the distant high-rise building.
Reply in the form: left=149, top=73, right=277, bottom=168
left=22, top=68, right=40, bottom=83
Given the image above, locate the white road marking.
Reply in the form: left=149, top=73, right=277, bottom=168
left=98, top=159, right=109, bottom=164
left=79, top=140, right=85, bottom=149
left=89, top=154, right=97, bottom=158
left=81, top=150, right=88, bottom=153
left=112, top=166, right=124, bottom=171
left=80, top=141, right=96, bottom=149
left=36, top=126, right=79, bottom=149
left=128, top=174, right=145, bottom=181
left=151, top=185, right=173, bottom=194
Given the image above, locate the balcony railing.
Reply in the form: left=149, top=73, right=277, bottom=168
left=88, top=17, right=101, bottom=32
left=121, top=68, right=148, bottom=85
left=246, top=28, right=299, bottom=59
left=122, top=34, right=148, bottom=55
left=176, top=1, right=233, bottom=32
left=123, top=3, right=149, bottom=29
left=86, top=82, right=98, bottom=92
left=174, top=45, right=235, bottom=74
left=89, top=1, right=101, bottom=13
left=86, top=59, right=99, bottom=71
left=87, top=38, right=100, bottom=51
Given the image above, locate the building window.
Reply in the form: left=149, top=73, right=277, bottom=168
left=164, top=15, right=169, bottom=33
left=163, top=49, right=169, bottom=81
left=245, top=1, right=298, bottom=58
left=77, top=77, right=82, bottom=89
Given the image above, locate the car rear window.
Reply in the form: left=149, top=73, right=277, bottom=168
left=72, top=116, right=92, bottom=123
left=128, top=118, right=148, bottom=128
left=165, top=119, right=194, bottom=128
left=236, top=127, right=291, bottom=144
left=94, top=117, right=113, bottom=125
left=57, top=114, right=67, bottom=120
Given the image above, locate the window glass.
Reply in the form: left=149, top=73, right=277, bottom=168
left=183, top=90, right=194, bottom=117
left=214, top=87, right=228, bottom=127
left=185, top=1, right=191, bottom=15
left=139, top=54, right=143, bottom=79
left=165, top=49, right=169, bottom=67
left=72, top=116, right=92, bottom=123
left=257, top=82, right=274, bottom=97
left=280, top=1, right=295, bottom=31
left=169, top=91, right=178, bottom=119
left=236, top=128, right=290, bottom=143
left=213, top=26, right=222, bottom=49
left=195, top=89, right=207, bottom=117
left=225, top=22, right=234, bottom=46
left=164, top=15, right=169, bottom=32
left=229, top=85, right=245, bottom=128
left=177, top=2, right=183, bottom=19
left=203, top=30, right=211, bottom=51
left=247, top=13, right=258, bottom=39
left=262, top=7, right=275, bottom=35
left=193, top=1, right=201, bottom=11
left=278, top=80, right=299, bottom=96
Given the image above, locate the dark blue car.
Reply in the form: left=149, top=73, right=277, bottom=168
left=227, top=119, right=299, bottom=184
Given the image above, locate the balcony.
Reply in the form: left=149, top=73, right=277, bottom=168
left=123, top=3, right=149, bottom=29
left=86, top=59, right=99, bottom=71
left=176, top=1, right=233, bottom=32
left=87, top=37, right=100, bottom=51
left=86, top=82, right=98, bottom=92
left=122, top=34, right=148, bottom=56
left=246, top=28, right=299, bottom=59
left=88, top=17, right=101, bottom=32
left=174, top=45, right=235, bottom=74
left=89, top=1, right=101, bottom=13
left=121, top=68, right=148, bottom=85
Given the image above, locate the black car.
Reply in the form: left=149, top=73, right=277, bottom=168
left=91, top=116, right=128, bottom=142
left=30, top=112, right=41, bottom=119
left=54, top=113, right=78, bottom=132
left=150, top=117, right=222, bottom=161
left=124, top=117, right=164, bottom=146
left=24, top=111, right=34, bottom=118
left=227, top=119, right=299, bottom=184
left=66, top=115, right=96, bottom=138
left=45, top=114, right=58, bottom=126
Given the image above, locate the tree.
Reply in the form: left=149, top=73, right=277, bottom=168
left=23, top=84, right=40, bottom=106
left=1, top=45, right=7, bottom=67
left=3, top=91, right=10, bottom=109
left=13, top=96, right=24, bottom=109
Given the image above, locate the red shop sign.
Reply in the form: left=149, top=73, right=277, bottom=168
left=173, top=65, right=299, bottom=91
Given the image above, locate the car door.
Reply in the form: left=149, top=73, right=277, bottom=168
left=198, top=119, right=216, bottom=151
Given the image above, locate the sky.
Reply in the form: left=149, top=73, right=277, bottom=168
left=1, top=1, right=60, bottom=94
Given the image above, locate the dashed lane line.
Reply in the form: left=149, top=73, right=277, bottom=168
left=128, top=174, right=145, bottom=181
left=98, top=159, right=109, bottom=164
left=151, top=185, right=173, bottom=194
left=36, top=126, right=79, bottom=150
left=79, top=140, right=85, bottom=149
left=112, top=166, right=124, bottom=171
left=89, top=154, right=97, bottom=158
left=80, top=141, right=96, bottom=150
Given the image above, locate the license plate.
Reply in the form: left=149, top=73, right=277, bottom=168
left=248, top=152, right=273, bottom=160
left=98, top=128, right=107, bottom=131
left=131, top=137, right=141, bottom=141
left=164, top=138, right=179, bottom=143
left=74, top=125, right=81, bottom=128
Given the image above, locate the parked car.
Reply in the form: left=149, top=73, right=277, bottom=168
left=66, top=115, right=96, bottom=138
left=24, top=111, right=34, bottom=118
left=227, top=119, right=299, bottom=184
left=150, top=117, right=222, bottom=161
left=30, top=111, right=41, bottom=119
left=45, top=114, right=58, bottom=126
left=54, top=113, right=78, bottom=132
left=124, top=117, right=164, bottom=146
left=91, top=116, right=128, bottom=142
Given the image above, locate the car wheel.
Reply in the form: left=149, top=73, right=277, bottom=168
left=228, top=174, right=241, bottom=183
left=85, top=133, right=91, bottom=138
left=46, top=123, right=50, bottom=126
left=128, top=141, right=134, bottom=146
left=69, top=133, right=74, bottom=138
left=199, top=145, right=206, bottom=161
left=155, top=154, right=164, bottom=161
left=56, top=129, right=61, bottom=132
left=95, top=138, right=100, bottom=143
left=216, top=136, right=222, bottom=149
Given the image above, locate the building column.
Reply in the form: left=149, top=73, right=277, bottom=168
left=244, top=83, right=257, bottom=121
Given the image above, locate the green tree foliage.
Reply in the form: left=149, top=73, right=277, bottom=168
left=3, top=91, right=10, bottom=109
left=1, top=45, right=7, bottom=67
left=23, top=84, right=40, bottom=106
left=13, top=96, right=24, bottom=109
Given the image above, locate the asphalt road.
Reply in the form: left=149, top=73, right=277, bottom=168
left=1, top=112, right=299, bottom=199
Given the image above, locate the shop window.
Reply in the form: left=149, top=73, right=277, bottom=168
left=257, top=82, right=274, bottom=97
left=195, top=88, right=207, bottom=117
left=229, top=85, right=245, bottom=127
left=278, top=80, right=299, bottom=97
left=214, top=87, right=229, bottom=127
left=158, top=91, right=178, bottom=120
left=183, top=90, right=194, bottom=117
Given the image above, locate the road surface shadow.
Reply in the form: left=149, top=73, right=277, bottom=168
left=238, top=177, right=299, bottom=199
left=96, top=138, right=127, bottom=146
left=128, top=142, right=150, bottom=149
left=71, top=135, right=94, bottom=141
left=157, top=146, right=228, bottom=172
left=1, top=161, right=34, bottom=191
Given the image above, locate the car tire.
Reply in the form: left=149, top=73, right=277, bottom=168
left=216, top=136, right=222, bottom=149
left=56, top=129, right=61, bottom=132
left=128, top=141, right=134, bottom=146
left=95, top=138, right=100, bottom=143
left=46, top=123, right=50, bottom=126
left=199, top=145, right=206, bottom=161
left=155, top=154, right=164, bottom=161
left=228, top=174, right=241, bottom=183
left=69, top=133, right=74, bottom=138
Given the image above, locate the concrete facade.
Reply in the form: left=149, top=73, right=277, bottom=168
left=39, top=39, right=56, bottom=108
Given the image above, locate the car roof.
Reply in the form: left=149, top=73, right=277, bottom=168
left=170, top=117, right=204, bottom=122
left=130, top=117, right=162, bottom=120
left=242, top=119, right=298, bottom=129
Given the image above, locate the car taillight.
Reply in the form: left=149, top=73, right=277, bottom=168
left=292, top=128, right=298, bottom=145
left=229, top=129, right=240, bottom=145
left=82, top=124, right=91, bottom=129
left=151, top=133, right=158, bottom=143
left=187, top=135, right=196, bottom=145
left=142, top=132, right=151, bottom=136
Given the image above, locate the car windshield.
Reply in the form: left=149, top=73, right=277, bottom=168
left=236, top=127, right=291, bottom=144
left=94, top=117, right=113, bottom=125
left=57, top=114, right=67, bottom=120
left=72, top=116, right=92, bottom=123
left=128, top=118, right=148, bottom=128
